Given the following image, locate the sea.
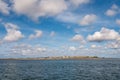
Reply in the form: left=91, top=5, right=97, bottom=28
left=0, top=59, right=120, bottom=80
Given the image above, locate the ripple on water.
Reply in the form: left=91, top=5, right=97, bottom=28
left=0, top=59, right=120, bottom=80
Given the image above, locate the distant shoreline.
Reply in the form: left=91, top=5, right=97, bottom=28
left=0, top=56, right=113, bottom=60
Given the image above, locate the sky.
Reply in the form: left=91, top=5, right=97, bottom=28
left=0, top=0, right=120, bottom=58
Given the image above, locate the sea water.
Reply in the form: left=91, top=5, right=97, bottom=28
left=0, top=59, right=120, bottom=80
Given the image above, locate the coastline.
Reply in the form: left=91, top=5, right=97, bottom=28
left=0, top=56, right=110, bottom=60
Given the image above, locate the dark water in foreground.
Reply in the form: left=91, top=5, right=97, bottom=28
left=0, top=59, right=120, bottom=80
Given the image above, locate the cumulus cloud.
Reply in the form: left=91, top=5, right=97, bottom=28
left=0, top=0, right=91, bottom=23
left=0, top=0, right=10, bottom=15
left=87, top=27, right=120, bottom=42
left=3, top=23, right=24, bottom=42
left=71, top=34, right=84, bottom=41
left=10, top=0, right=91, bottom=22
left=105, top=9, right=117, bottom=16
left=116, top=19, right=120, bottom=25
left=29, top=30, right=43, bottom=39
left=105, top=4, right=119, bottom=16
left=79, top=14, right=97, bottom=26
left=71, top=34, right=86, bottom=44
left=11, top=0, right=67, bottom=21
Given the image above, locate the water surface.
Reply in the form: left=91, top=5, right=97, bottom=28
left=0, top=59, right=120, bottom=80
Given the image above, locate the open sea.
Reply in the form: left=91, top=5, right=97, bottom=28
left=0, top=59, right=120, bottom=80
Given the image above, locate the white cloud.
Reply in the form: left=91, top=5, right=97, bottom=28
left=105, top=9, right=117, bottom=16
left=105, top=4, right=119, bottom=16
left=69, top=46, right=77, bottom=51
left=71, top=34, right=84, bottom=41
left=69, top=0, right=90, bottom=6
left=11, top=0, right=91, bottom=22
left=39, top=0, right=67, bottom=15
left=87, top=27, right=120, bottom=42
left=56, top=12, right=81, bottom=23
left=79, top=45, right=84, bottom=49
left=111, top=4, right=119, bottom=10
left=106, top=38, right=120, bottom=49
left=71, top=34, right=86, bottom=44
left=116, top=19, right=120, bottom=25
left=107, top=42, right=119, bottom=49
left=29, top=30, right=43, bottom=39
left=117, top=37, right=120, bottom=41
left=91, top=45, right=97, bottom=48
left=12, top=0, right=67, bottom=21
left=0, top=0, right=10, bottom=15
left=36, top=47, right=46, bottom=52
left=11, top=44, right=46, bottom=55
left=79, top=14, right=97, bottom=26
left=50, top=31, right=55, bottom=37
left=3, top=23, right=24, bottom=42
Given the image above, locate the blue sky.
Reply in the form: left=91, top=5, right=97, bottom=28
left=0, top=0, right=120, bottom=58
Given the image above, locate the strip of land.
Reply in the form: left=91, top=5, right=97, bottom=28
left=0, top=56, right=104, bottom=60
